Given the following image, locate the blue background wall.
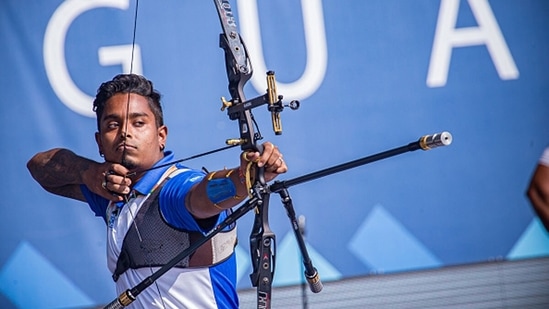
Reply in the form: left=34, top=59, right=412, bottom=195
left=1, top=0, right=548, bottom=308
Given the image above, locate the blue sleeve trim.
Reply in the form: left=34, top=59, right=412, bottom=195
left=80, top=184, right=109, bottom=220
left=159, top=169, right=205, bottom=231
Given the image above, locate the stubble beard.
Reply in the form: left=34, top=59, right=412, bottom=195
left=121, top=153, right=138, bottom=170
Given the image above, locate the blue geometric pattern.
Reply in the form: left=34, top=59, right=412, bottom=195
left=235, top=244, right=251, bottom=285
left=349, top=204, right=442, bottom=273
left=0, top=242, right=94, bottom=309
left=271, top=232, right=342, bottom=287
left=507, top=217, right=549, bottom=260
left=235, top=232, right=342, bottom=287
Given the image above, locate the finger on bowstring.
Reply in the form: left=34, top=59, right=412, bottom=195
left=111, top=182, right=131, bottom=195
left=110, top=163, right=130, bottom=177
left=100, top=180, right=124, bottom=202
left=116, top=173, right=132, bottom=186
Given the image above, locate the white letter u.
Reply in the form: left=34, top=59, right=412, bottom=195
left=237, top=0, right=328, bottom=101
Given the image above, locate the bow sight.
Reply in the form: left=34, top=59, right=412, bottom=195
left=215, top=0, right=299, bottom=149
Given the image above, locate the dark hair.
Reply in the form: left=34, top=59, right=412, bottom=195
left=93, top=74, right=164, bottom=131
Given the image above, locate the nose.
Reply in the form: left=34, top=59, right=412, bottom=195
left=120, top=128, right=132, bottom=140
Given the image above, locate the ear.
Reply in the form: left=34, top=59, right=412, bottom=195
left=158, top=125, right=168, bottom=150
left=95, top=132, right=104, bottom=156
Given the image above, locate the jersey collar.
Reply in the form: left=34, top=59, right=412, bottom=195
left=132, top=151, right=175, bottom=195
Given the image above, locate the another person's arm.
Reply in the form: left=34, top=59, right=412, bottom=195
left=527, top=162, right=549, bottom=231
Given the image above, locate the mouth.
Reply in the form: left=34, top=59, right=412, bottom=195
left=116, top=143, right=137, bottom=152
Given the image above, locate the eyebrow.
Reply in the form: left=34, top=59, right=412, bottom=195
left=102, top=111, right=150, bottom=122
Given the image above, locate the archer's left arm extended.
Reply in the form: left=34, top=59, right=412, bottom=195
left=187, top=142, right=287, bottom=219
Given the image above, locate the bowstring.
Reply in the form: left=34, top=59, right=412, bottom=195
left=123, top=0, right=167, bottom=307
left=120, top=0, right=139, bottom=164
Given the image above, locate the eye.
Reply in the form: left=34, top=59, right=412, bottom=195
left=106, top=122, right=120, bottom=130
left=134, top=120, right=145, bottom=127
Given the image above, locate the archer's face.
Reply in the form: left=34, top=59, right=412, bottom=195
left=95, top=93, right=167, bottom=174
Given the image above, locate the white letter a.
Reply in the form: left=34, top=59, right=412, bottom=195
left=427, top=0, right=519, bottom=88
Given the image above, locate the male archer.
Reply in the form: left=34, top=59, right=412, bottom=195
left=27, top=74, right=287, bottom=308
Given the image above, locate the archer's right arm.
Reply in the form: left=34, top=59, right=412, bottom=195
left=27, top=148, right=126, bottom=202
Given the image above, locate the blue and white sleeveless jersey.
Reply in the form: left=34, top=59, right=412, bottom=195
left=81, top=151, right=239, bottom=309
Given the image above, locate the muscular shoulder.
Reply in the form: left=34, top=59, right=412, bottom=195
left=161, top=168, right=204, bottom=199
left=159, top=168, right=205, bottom=230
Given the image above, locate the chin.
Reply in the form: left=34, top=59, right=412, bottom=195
left=121, top=157, right=138, bottom=170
